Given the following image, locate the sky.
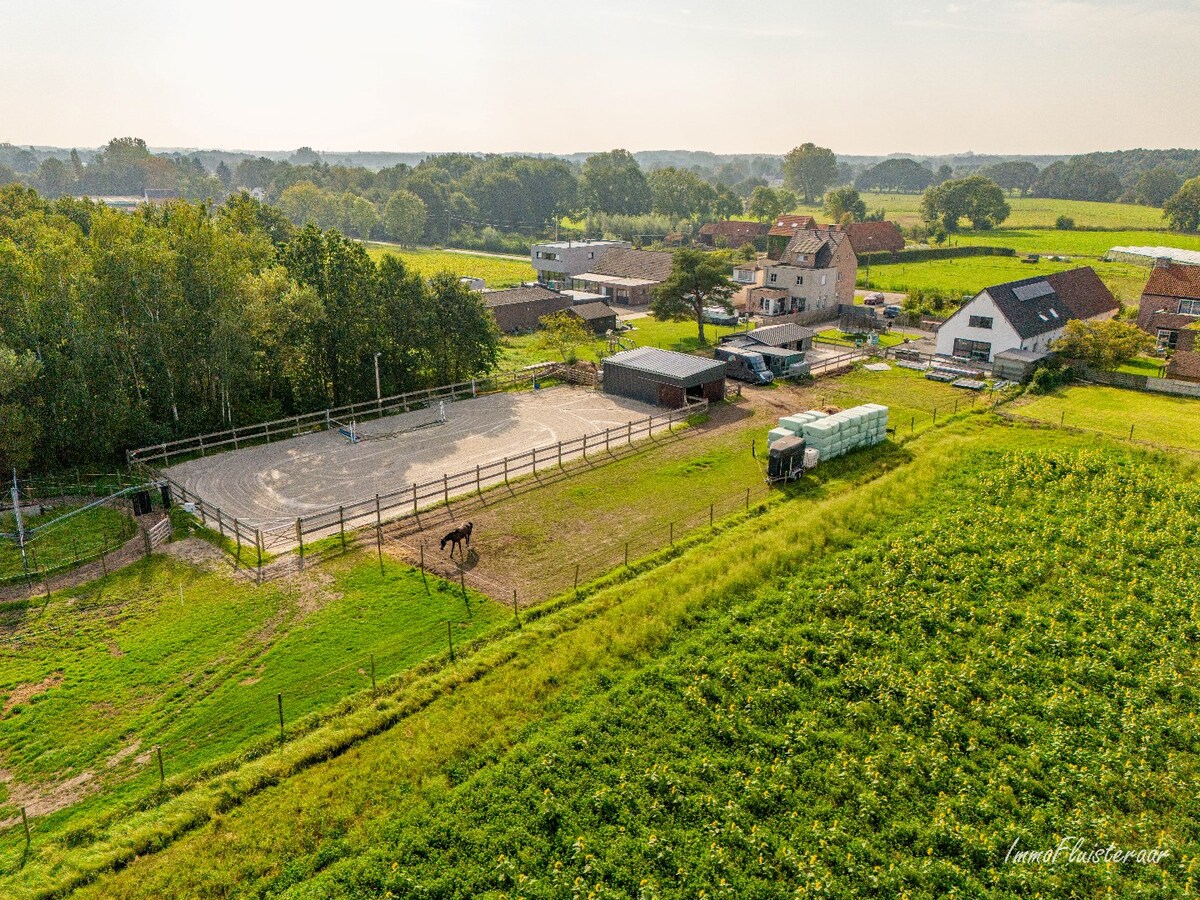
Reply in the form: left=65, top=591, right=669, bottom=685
left=2, top=0, right=1198, bottom=156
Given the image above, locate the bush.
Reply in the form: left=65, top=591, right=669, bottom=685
left=1027, top=363, right=1075, bottom=393
left=857, top=246, right=1015, bottom=266
left=1055, top=215, right=1076, bottom=230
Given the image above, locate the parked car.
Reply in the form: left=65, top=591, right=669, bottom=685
left=864, top=292, right=886, bottom=306
left=883, top=305, right=902, bottom=319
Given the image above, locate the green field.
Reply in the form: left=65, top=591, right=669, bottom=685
left=0, top=504, right=134, bottom=583
left=794, top=192, right=1173, bottom=230
left=53, top=419, right=1200, bottom=898
left=859, top=255, right=1151, bottom=303
left=0, top=549, right=499, bottom=870
left=364, top=244, right=535, bottom=288
left=1012, top=384, right=1200, bottom=451
left=500, top=315, right=746, bottom=368
left=952, top=227, right=1200, bottom=259
left=815, top=328, right=906, bottom=349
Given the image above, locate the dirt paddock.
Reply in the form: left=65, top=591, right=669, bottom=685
left=165, top=387, right=660, bottom=529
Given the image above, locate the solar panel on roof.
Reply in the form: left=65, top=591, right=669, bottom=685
left=1013, top=282, right=1055, bottom=301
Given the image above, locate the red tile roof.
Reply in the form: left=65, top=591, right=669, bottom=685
left=767, top=214, right=816, bottom=237
left=843, top=221, right=905, bottom=254
left=1144, top=263, right=1200, bottom=301
left=699, top=220, right=768, bottom=242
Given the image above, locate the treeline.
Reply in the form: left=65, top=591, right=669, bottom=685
left=0, top=186, right=500, bottom=473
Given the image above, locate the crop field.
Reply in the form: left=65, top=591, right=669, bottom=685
left=364, top=244, right=535, bottom=288
left=952, top=227, right=1200, bottom=259
left=793, top=193, right=1172, bottom=230
left=859, top=255, right=1151, bottom=302
left=50, top=420, right=1200, bottom=898
left=1010, top=384, right=1200, bottom=452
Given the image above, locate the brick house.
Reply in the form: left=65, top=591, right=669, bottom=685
left=483, top=285, right=572, bottom=333
left=749, top=228, right=857, bottom=317
left=766, top=215, right=818, bottom=258
left=699, top=220, right=768, bottom=248
left=1135, top=260, right=1200, bottom=352
left=572, top=248, right=675, bottom=307
left=841, top=221, right=905, bottom=254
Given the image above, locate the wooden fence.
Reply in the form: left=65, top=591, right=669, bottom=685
left=127, top=363, right=571, bottom=468
left=157, top=399, right=708, bottom=558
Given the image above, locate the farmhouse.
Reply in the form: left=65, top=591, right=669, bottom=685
left=767, top=214, right=818, bottom=257
left=531, top=239, right=631, bottom=291
left=840, top=221, right=905, bottom=254
left=699, top=220, right=768, bottom=248
left=1135, top=260, right=1200, bottom=351
left=602, top=347, right=726, bottom=407
left=565, top=301, right=619, bottom=334
left=935, top=267, right=1118, bottom=363
left=483, top=285, right=572, bottom=334
left=748, top=228, right=856, bottom=317
left=572, top=248, right=675, bottom=307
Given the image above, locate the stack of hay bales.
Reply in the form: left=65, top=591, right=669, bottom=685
left=766, top=404, right=888, bottom=460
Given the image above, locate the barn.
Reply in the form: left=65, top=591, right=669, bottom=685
left=602, top=347, right=726, bottom=408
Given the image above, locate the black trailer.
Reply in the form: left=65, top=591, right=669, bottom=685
left=767, top=436, right=808, bottom=482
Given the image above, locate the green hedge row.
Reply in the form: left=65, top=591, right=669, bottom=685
left=859, top=245, right=1017, bottom=265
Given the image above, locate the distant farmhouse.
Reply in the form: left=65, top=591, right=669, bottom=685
left=530, top=240, right=630, bottom=291
left=839, top=221, right=905, bottom=255
left=935, top=267, right=1118, bottom=363
left=1135, top=260, right=1200, bottom=382
left=698, top=220, right=768, bottom=248
left=572, top=248, right=674, bottom=307
left=740, top=228, right=857, bottom=317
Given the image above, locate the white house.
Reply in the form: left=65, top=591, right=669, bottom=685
left=935, top=267, right=1118, bottom=363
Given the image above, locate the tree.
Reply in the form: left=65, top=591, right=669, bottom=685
left=650, top=249, right=734, bottom=346
left=932, top=164, right=954, bottom=186
left=1164, top=177, right=1200, bottom=232
left=745, top=186, right=782, bottom=222
left=1137, top=167, right=1184, bottom=208
left=921, top=175, right=1010, bottom=231
left=977, top=160, right=1040, bottom=195
left=648, top=167, right=717, bottom=220
left=579, top=150, right=652, bottom=215
left=0, top=347, right=42, bottom=472
left=781, top=143, right=838, bottom=204
left=824, top=187, right=866, bottom=223
left=537, top=310, right=593, bottom=363
left=1052, top=319, right=1155, bottom=371
left=1032, top=158, right=1121, bottom=202
left=855, top=158, right=935, bottom=193
left=383, top=189, right=428, bottom=245
left=424, top=273, right=500, bottom=383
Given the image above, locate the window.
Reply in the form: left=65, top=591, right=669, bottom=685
left=952, top=338, right=992, bottom=362
left=587, top=252, right=595, bottom=259
left=1179, top=299, right=1200, bottom=316
left=769, top=273, right=777, bottom=283
left=535, top=251, right=560, bottom=261
left=795, top=275, right=803, bottom=285
left=968, top=315, right=993, bottom=329
left=1157, top=329, right=1178, bottom=350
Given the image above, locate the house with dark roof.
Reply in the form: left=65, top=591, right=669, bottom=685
left=572, top=248, right=675, bottom=307
left=747, top=228, right=856, bottom=317
left=934, top=267, right=1118, bottom=363
left=699, top=220, right=768, bottom=248
left=565, top=301, right=619, bottom=334
left=840, top=221, right=905, bottom=254
left=483, top=285, right=572, bottom=334
left=1135, top=260, right=1200, bottom=352
left=719, top=322, right=813, bottom=353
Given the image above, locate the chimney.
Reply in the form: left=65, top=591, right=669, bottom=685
left=1154, top=257, right=1172, bottom=269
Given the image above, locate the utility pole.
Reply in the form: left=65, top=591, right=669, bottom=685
left=374, top=352, right=383, bottom=415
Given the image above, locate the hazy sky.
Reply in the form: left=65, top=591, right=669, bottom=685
left=2, top=0, right=1197, bottom=156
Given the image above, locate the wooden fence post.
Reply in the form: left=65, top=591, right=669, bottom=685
left=745, top=488, right=750, bottom=511
left=339, top=506, right=346, bottom=553
left=413, top=482, right=418, bottom=516
left=476, top=464, right=482, bottom=497
left=256, top=529, right=263, bottom=581
left=376, top=494, right=384, bottom=575
left=512, top=589, right=519, bottom=626
left=710, top=503, right=714, bottom=527
left=233, top=519, right=241, bottom=562
left=443, top=474, right=449, bottom=507
left=503, top=456, right=509, bottom=486
left=216, top=508, right=225, bottom=537
left=296, top=519, right=304, bottom=569
left=669, top=522, right=674, bottom=546
left=447, top=621, right=455, bottom=660
left=558, top=441, right=563, bottom=468
left=21, top=806, right=30, bottom=850
left=142, top=526, right=152, bottom=558
left=532, top=448, right=537, bottom=475
left=574, top=563, right=580, bottom=595
left=582, top=433, right=587, bottom=460
left=628, top=421, right=633, bottom=445
left=277, top=693, right=285, bottom=744
left=370, top=654, right=377, bottom=693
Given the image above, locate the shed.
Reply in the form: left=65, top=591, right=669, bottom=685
left=602, top=347, right=726, bottom=408
left=566, top=301, right=619, bottom=334
left=992, top=347, right=1050, bottom=382
left=483, top=285, right=572, bottom=334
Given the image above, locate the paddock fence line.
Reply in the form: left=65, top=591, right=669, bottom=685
left=126, top=362, right=583, bottom=468
left=154, top=399, right=710, bottom=565
left=994, top=406, right=1200, bottom=456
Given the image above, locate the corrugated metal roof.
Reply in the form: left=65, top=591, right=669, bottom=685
left=604, top=347, right=725, bottom=381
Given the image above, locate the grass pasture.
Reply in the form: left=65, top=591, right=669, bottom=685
left=952, top=227, right=1200, bottom=259
left=364, top=244, right=535, bottom=288
left=58, top=420, right=1200, bottom=899
left=0, top=504, right=134, bottom=584
left=1011, top=384, right=1200, bottom=452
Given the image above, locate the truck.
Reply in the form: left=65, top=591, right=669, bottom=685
left=714, top=345, right=773, bottom=385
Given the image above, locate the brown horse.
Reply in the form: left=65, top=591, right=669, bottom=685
left=440, top=521, right=473, bottom=558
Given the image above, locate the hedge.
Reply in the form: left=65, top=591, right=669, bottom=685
left=859, top=246, right=1016, bottom=265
